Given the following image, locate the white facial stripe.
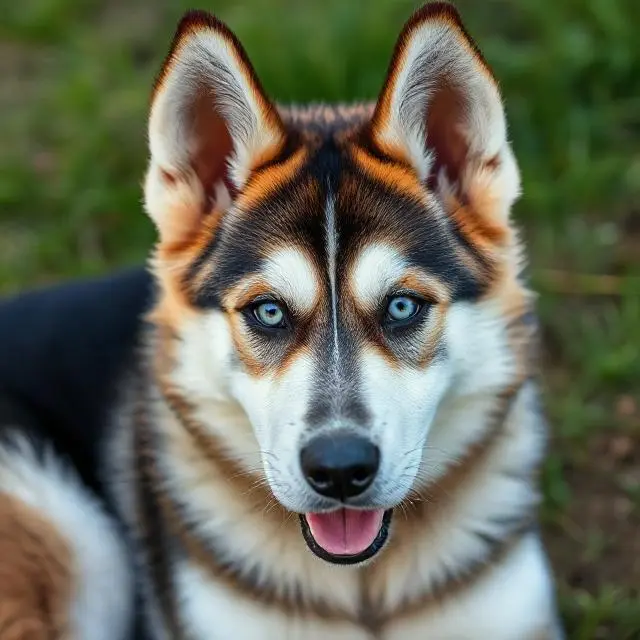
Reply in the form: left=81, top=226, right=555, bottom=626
left=325, top=195, right=340, bottom=360
left=263, top=247, right=318, bottom=313
left=350, top=243, right=407, bottom=308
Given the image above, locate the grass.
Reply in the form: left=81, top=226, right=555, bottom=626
left=1, top=0, right=639, bottom=635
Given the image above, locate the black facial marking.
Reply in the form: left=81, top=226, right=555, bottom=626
left=445, top=210, right=496, bottom=289
left=334, top=172, right=485, bottom=301
left=306, top=138, right=343, bottom=187
left=184, top=119, right=493, bottom=380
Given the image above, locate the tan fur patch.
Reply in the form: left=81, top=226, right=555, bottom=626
left=443, top=188, right=509, bottom=255
left=0, top=493, right=73, bottom=640
left=349, top=145, right=428, bottom=205
left=396, top=270, right=451, bottom=304
left=235, top=146, right=308, bottom=212
left=416, top=302, right=449, bottom=368
left=147, top=205, right=228, bottom=330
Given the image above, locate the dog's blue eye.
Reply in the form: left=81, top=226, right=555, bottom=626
left=386, top=296, right=421, bottom=322
left=254, top=301, right=286, bottom=328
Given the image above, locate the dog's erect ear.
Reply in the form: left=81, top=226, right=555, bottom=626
left=145, top=11, right=285, bottom=244
left=371, top=3, right=520, bottom=221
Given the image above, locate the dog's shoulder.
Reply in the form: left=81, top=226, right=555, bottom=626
left=0, top=267, right=154, bottom=489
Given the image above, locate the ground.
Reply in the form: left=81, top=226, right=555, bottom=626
left=1, top=0, right=639, bottom=637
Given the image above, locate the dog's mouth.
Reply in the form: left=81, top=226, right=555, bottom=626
left=300, top=508, right=393, bottom=564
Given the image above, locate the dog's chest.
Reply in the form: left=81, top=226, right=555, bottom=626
left=173, top=560, right=369, bottom=640
left=170, top=533, right=558, bottom=640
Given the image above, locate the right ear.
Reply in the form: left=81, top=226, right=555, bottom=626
left=144, top=10, right=286, bottom=245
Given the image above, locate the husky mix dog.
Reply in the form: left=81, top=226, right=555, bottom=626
left=0, top=3, right=564, bottom=638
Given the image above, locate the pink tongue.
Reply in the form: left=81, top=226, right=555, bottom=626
left=306, top=509, right=384, bottom=556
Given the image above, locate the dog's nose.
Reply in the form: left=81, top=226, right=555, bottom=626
left=300, top=432, right=380, bottom=501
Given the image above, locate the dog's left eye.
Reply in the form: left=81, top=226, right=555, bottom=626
left=252, top=301, right=287, bottom=329
left=386, top=295, right=421, bottom=323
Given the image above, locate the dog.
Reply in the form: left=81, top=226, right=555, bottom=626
left=0, top=3, right=564, bottom=638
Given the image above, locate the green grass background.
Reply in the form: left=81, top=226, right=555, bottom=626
left=1, top=0, right=639, bottom=636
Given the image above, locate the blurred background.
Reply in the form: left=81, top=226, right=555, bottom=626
left=1, top=0, right=639, bottom=636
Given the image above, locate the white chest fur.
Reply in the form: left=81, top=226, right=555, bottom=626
left=173, top=533, right=560, bottom=640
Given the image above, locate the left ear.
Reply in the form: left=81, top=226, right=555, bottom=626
left=371, top=2, right=520, bottom=221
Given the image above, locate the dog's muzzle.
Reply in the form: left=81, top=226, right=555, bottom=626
left=298, top=431, right=392, bottom=564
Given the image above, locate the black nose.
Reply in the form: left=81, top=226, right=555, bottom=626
left=300, top=433, right=380, bottom=501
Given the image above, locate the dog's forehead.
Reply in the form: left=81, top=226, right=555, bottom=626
left=188, top=136, right=485, bottom=307
left=235, top=152, right=415, bottom=273
left=243, top=141, right=460, bottom=280
left=237, top=140, right=430, bottom=259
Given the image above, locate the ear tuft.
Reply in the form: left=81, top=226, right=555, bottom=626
left=371, top=2, right=520, bottom=222
left=145, top=10, right=285, bottom=245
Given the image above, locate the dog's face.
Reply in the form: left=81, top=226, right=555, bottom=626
left=145, top=4, right=525, bottom=563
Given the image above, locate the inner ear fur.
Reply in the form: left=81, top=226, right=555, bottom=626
left=370, top=2, right=521, bottom=223
left=144, top=10, right=286, bottom=246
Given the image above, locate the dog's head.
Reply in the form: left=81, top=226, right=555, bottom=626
left=145, top=3, right=528, bottom=564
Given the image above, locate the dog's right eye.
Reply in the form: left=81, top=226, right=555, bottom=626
left=250, top=301, right=288, bottom=329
